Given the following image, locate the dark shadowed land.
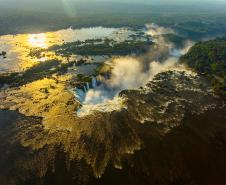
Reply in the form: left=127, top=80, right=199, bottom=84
left=1, top=70, right=226, bottom=185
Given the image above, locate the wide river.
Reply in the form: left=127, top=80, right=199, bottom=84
left=0, top=27, right=131, bottom=73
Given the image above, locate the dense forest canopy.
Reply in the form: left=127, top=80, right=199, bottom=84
left=180, top=37, right=226, bottom=98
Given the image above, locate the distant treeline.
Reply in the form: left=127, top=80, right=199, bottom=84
left=1, top=2, right=226, bottom=41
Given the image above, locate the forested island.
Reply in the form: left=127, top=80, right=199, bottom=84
left=180, top=37, right=226, bottom=98
left=30, top=39, right=152, bottom=58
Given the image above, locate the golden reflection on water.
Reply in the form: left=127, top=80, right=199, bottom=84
left=0, top=74, right=80, bottom=129
left=0, top=27, right=117, bottom=73
left=28, top=33, right=47, bottom=48
left=0, top=32, right=64, bottom=73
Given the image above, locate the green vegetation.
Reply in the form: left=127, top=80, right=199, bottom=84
left=180, top=36, right=226, bottom=98
left=163, top=34, right=186, bottom=48
left=0, top=60, right=75, bottom=87
left=0, top=51, right=7, bottom=58
left=30, top=39, right=152, bottom=58
left=73, top=74, right=93, bottom=89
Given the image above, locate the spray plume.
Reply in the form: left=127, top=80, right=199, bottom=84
left=76, top=23, right=194, bottom=116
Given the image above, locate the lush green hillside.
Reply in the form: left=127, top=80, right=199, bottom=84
left=180, top=37, right=226, bottom=98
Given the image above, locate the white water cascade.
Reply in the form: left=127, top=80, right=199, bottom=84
left=74, top=76, right=98, bottom=103
left=92, top=76, right=97, bottom=88
left=86, top=82, right=90, bottom=91
left=74, top=88, right=86, bottom=103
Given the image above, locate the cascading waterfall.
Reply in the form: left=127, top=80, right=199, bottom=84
left=74, top=76, right=98, bottom=104
left=74, top=88, right=86, bottom=103
left=86, top=82, right=90, bottom=91
left=92, top=76, right=97, bottom=88
left=83, top=86, right=87, bottom=93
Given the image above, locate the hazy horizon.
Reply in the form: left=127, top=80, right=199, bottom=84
left=0, top=0, right=226, bottom=4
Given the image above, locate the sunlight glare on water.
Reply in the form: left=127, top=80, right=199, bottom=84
left=0, top=27, right=117, bottom=73
left=28, top=33, right=47, bottom=48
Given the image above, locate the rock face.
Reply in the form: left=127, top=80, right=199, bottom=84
left=1, top=70, right=226, bottom=185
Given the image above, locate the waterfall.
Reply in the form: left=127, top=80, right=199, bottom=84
left=92, top=76, right=97, bottom=88
left=83, top=86, right=87, bottom=92
left=74, top=88, right=86, bottom=103
left=74, top=76, right=99, bottom=104
left=86, top=82, right=90, bottom=91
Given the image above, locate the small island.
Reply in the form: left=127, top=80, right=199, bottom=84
left=0, top=51, right=7, bottom=58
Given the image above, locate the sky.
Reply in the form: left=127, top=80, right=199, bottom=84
left=0, top=0, right=226, bottom=3
left=78, top=0, right=225, bottom=2
left=0, top=0, right=226, bottom=12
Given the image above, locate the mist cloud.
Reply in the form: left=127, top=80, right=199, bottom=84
left=77, top=23, right=194, bottom=116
